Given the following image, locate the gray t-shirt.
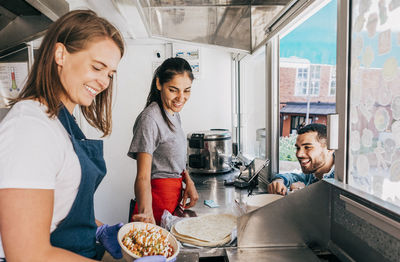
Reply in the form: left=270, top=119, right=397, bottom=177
left=128, top=102, right=187, bottom=179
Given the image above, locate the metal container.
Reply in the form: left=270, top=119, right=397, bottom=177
left=187, top=129, right=232, bottom=173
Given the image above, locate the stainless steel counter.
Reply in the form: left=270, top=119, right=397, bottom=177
left=173, top=176, right=400, bottom=262
left=175, top=170, right=322, bottom=262
left=187, top=169, right=256, bottom=217
left=226, top=247, right=320, bottom=262
left=176, top=170, right=246, bottom=261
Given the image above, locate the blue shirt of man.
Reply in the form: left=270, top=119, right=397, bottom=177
left=268, top=123, right=335, bottom=195
left=274, top=165, right=334, bottom=187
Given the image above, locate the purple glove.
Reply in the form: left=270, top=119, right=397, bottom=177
left=135, top=256, right=167, bottom=262
left=96, top=223, right=123, bottom=259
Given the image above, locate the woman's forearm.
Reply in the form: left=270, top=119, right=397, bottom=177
left=0, top=189, right=96, bottom=262
left=181, top=170, right=199, bottom=208
left=43, top=246, right=96, bottom=262
left=135, top=153, right=153, bottom=214
left=182, top=170, right=194, bottom=185
left=134, top=174, right=153, bottom=213
left=95, top=219, right=103, bottom=226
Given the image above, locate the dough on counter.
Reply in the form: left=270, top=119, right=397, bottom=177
left=173, top=214, right=236, bottom=243
left=171, top=225, right=231, bottom=247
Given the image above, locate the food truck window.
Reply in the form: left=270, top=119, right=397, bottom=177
left=347, top=0, right=400, bottom=208
left=238, top=46, right=266, bottom=159
left=278, top=0, right=337, bottom=173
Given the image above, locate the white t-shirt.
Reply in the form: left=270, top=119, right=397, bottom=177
left=0, top=100, right=81, bottom=257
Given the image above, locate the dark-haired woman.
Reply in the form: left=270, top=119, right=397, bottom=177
left=0, top=10, right=124, bottom=261
left=128, top=57, right=199, bottom=225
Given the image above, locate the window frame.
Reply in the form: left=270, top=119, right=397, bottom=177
left=242, top=0, right=400, bottom=235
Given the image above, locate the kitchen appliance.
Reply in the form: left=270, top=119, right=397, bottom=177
left=187, top=129, right=232, bottom=173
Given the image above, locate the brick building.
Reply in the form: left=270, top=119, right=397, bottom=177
left=279, top=57, right=336, bottom=136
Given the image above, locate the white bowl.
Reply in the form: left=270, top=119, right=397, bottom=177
left=118, top=222, right=179, bottom=261
left=246, top=194, right=283, bottom=212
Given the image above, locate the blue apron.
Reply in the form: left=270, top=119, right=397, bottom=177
left=50, top=106, right=106, bottom=259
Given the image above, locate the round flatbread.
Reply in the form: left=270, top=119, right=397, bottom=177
left=171, top=225, right=231, bottom=247
left=174, top=214, right=236, bottom=243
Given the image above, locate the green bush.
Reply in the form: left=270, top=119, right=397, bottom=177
left=279, top=134, right=297, bottom=161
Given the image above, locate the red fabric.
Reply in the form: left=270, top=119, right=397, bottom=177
left=133, top=177, right=183, bottom=224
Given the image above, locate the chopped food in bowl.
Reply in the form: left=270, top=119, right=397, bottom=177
left=122, top=225, right=173, bottom=257
left=118, top=222, right=179, bottom=261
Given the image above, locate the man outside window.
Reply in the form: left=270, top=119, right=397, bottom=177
left=268, top=123, right=335, bottom=195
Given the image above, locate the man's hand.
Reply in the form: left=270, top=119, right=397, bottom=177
left=290, top=181, right=305, bottom=191
left=268, top=179, right=287, bottom=195
left=132, top=212, right=156, bottom=224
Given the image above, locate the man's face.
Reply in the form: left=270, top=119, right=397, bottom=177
left=295, top=131, right=332, bottom=175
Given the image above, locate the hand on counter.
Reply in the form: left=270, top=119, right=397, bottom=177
left=267, top=179, right=287, bottom=195
left=132, top=212, right=156, bottom=224
left=96, top=222, right=123, bottom=259
left=290, top=181, right=305, bottom=191
left=182, top=170, right=199, bottom=209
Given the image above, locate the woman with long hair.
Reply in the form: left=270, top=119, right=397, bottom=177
left=0, top=10, right=124, bottom=261
left=128, top=57, right=199, bottom=225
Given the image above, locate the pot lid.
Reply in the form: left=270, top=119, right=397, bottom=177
left=187, top=129, right=231, bottom=140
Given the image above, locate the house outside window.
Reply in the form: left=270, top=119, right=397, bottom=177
left=295, top=65, right=320, bottom=96
left=278, top=0, right=337, bottom=174
left=295, top=67, right=309, bottom=95
left=329, top=66, right=336, bottom=96
left=309, top=65, right=320, bottom=96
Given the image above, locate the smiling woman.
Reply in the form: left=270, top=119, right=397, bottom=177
left=55, top=38, right=121, bottom=113
left=128, top=57, right=199, bottom=225
left=9, top=9, right=124, bottom=136
left=55, top=38, right=121, bottom=114
left=0, top=9, right=125, bottom=261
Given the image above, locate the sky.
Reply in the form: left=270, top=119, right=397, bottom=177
left=279, top=0, right=337, bottom=65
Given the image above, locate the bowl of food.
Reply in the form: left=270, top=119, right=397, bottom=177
left=118, top=222, right=179, bottom=261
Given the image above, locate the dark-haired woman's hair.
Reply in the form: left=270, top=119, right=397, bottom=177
left=9, top=10, right=124, bottom=136
left=146, top=57, right=194, bottom=130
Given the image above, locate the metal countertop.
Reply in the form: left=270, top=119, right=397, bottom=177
left=175, top=170, right=321, bottom=262
left=186, top=169, right=252, bottom=216
left=175, top=169, right=254, bottom=261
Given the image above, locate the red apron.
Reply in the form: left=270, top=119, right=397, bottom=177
left=133, top=177, right=183, bottom=225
